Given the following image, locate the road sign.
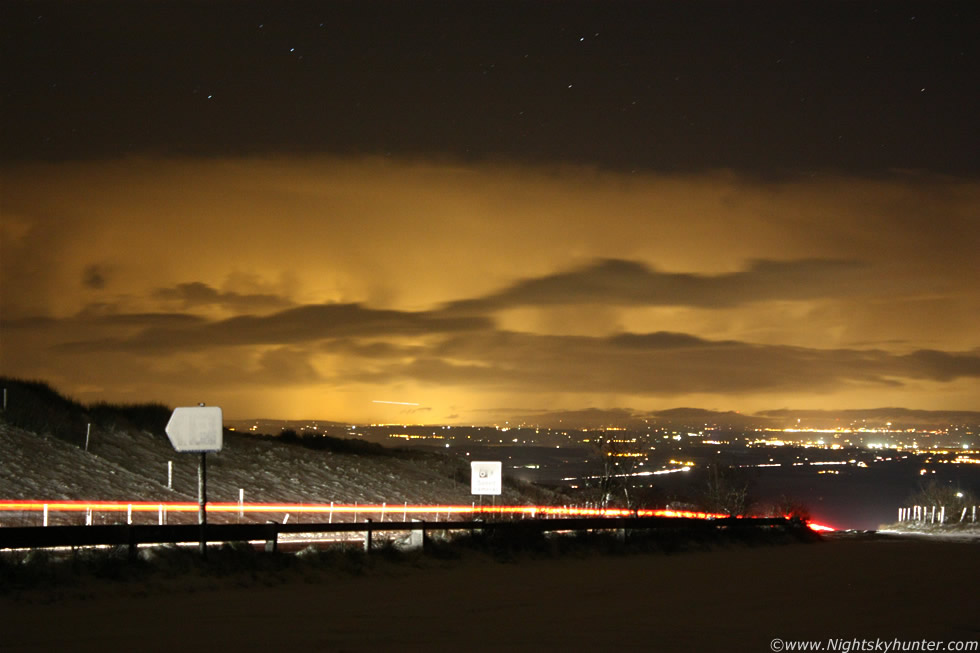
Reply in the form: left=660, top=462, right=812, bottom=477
left=471, top=461, right=502, bottom=496
left=165, top=406, right=223, bottom=452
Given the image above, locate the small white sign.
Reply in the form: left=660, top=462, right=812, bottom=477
left=165, top=406, right=223, bottom=452
left=471, top=461, right=502, bottom=496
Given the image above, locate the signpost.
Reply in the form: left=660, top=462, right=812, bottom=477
left=470, top=461, right=502, bottom=496
left=166, top=405, right=222, bottom=557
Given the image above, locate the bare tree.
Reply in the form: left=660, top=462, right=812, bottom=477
left=589, top=437, right=646, bottom=510
left=761, top=494, right=811, bottom=522
left=700, top=463, right=752, bottom=517
left=907, top=480, right=977, bottom=522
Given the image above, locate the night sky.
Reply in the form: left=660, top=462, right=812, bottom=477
left=2, top=1, right=978, bottom=423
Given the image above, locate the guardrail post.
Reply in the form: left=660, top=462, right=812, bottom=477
left=365, top=519, right=373, bottom=552
left=198, top=452, right=208, bottom=558
left=128, top=524, right=138, bottom=561
left=264, top=521, right=278, bottom=553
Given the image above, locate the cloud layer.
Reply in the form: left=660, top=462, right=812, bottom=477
left=1, top=157, right=977, bottom=421
left=446, top=258, right=872, bottom=312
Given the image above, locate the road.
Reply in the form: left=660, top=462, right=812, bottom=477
left=2, top=536, right=977, bottom=652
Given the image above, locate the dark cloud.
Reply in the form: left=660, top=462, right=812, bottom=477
left=58, top=303, right=493, bottom=353
left=321, top=339, right=423, bottom=359
left=82, top=265, right=107, bottom=290
left=347, top=330, right=980, bottom=396
left=153, top=282, right=294, bottom=312
left=73, top=310, right=208, bottom=328
left=1, top=310, right=206, bottom=336
left=445, top=258, right=869, bottom=313
left=894, top=349, right=980, bottom=382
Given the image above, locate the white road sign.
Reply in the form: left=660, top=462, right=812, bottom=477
left=165, top=406, right=223, bottom=452
left=471, top=461, right=502, bottom=496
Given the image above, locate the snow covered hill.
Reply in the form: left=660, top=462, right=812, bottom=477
left=0, top=421, right=549, bottom=526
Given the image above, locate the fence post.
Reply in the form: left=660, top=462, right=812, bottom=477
left=364, top=519, right=373, bottom=553
left=43, top=504, right=49, bottom=527
left=128, top=524, right=138, bottom=561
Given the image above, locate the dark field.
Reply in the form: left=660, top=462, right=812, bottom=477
left=2, top=535, right=977, bottom=652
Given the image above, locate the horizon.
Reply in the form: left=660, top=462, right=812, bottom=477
left=8, top=374, right=980, bottom=430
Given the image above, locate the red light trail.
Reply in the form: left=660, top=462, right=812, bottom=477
left=0, top=500, right=834, bottom=531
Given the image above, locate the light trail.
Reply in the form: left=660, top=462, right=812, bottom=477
left=0, top=501, right=715, bottom=518
left=0, top=501, right=835, bottom=530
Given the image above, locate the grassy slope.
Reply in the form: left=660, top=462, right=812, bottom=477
left=0, top=377, right=564, bottom=524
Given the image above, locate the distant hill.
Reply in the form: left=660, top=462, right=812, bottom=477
left=505, top=404, right=977, bottom=430
left=649, top=408, right=772, bottom=429
left=507, top=408, right=644, bottom=429
left=756, top=408, right=980, bottom=429
left=508, top=407, right=775, bottom=430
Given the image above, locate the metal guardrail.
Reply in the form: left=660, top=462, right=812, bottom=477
left=0, top=516, right=796, bottom=555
